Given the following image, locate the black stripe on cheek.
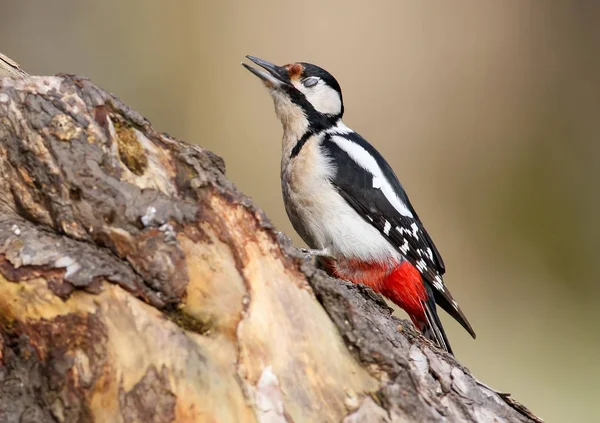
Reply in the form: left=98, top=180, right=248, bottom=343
left=290, top=131, right=313, bottom=159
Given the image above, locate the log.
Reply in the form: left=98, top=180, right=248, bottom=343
left=0, top=55, right=542, bottom=422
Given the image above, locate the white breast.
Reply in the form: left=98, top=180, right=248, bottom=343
left=281, top=133, right=401, bottom=263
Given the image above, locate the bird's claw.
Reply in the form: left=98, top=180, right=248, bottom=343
left=299, top=248, right=316, bottom=262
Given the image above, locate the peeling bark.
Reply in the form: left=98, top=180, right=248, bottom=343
left=0, top=56, right=542, bottom=423
left=0, top=53, right=28, bottom=79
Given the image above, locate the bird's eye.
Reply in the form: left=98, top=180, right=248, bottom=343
left=302, top=77, right=319, bottom=88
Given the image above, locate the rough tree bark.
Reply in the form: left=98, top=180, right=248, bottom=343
left=0, top=55, right=542, bottom=423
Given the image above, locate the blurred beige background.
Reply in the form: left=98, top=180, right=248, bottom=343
left=1, top=1, right=598, bottom=421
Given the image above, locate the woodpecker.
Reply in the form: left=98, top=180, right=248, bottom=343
left=242, top=56, right=475, bottom=354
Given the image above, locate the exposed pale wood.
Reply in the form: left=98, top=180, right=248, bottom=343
left=0, top=53, right=28, bottom=78
left=0, top=53, right=542, bottom=423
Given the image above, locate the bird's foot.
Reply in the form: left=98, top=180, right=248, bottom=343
left=299, top=248, right=332, bottom=262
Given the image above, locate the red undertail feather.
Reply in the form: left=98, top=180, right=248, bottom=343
left=381, top=261, right=427, bottom=321
left=321, top=257, right=454, bottom=353
left=321, top=258, right=427, bottom=321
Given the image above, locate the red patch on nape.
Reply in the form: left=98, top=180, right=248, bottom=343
left=381, top=261, right=427, bottom=320
left=286, top=63, right=304, bottom=80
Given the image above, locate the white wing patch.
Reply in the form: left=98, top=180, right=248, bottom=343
left=330, top=136, right=414, bottom=218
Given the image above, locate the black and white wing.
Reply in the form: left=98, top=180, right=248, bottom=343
left=322, top=131, right=476, bottom=338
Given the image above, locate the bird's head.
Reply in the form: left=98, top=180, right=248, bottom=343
left=242, top=55, right=343, bottom=134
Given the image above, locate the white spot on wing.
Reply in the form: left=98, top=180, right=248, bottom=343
left=383, top=220, right=391, bottom=235
left=330, top=136, right=414, bottom=218
left=416, top=259, right=427, bottom=272
left=366, top=215, right=374, bottom=222
left=396, top=226, right=411, bottom=236
left=427, top=248, right=433, bottom=260
left=432, top=275, right=445, bottom=292
left=400, top=238, right=409, bottom=254
left=452, top=299, right=459, bottom=309
left=410, top=222, right=419, bottom=239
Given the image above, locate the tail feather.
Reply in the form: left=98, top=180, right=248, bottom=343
left=412, top=283, right=453, bottom=354
left=431, top=286, right=476, bottom=340
left=421, top=298, right=453, bottom=354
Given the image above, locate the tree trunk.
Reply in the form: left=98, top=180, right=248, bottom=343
left=0, top=55, right=542, bottom=423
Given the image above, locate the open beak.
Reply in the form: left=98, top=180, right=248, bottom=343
left=242, top=55, right=289, bottom=88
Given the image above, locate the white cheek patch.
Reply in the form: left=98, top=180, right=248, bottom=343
left=293, top=80, right=342, bottom=116
left=307, top=84, right=342, bottom=116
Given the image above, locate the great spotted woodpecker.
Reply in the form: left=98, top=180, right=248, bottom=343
left=242, top=56, right=475, bottom=354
